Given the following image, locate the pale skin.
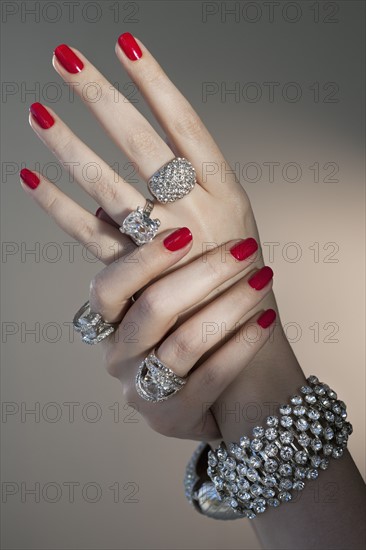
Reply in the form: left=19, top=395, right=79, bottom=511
left=21, top=35, right=365, bottom=549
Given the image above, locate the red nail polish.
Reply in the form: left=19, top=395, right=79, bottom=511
left=163, top=227, right=192, bottom=251
left=20, top=168, right=40, bottom=190
left=257, top=309, right=276, bottom=329
left=230, top=238, right=258, bottom=261
left=248, top=266, right=274, bottom=290
left=30, top=103, right=54, bottom=129
left=54, top=44, right=84, bottom=73
left=95, top=207, right=103, bottom=217
left=118, top=33, right=142, bottom=61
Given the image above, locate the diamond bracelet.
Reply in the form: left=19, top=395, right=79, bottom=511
left=205, top=375, right=353, bottom=519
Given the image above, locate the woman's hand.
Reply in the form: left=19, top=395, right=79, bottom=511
left=85, top=228, right=274, bottom=441
left=21, top=35, right=259, bottom=276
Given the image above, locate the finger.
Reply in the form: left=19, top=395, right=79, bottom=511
left=95, top=207, right=120, bottom=229
left=52, top=44, right=178, bottom=183
left=89, top=227, right=193, bottom=323
left=19, top=167, right=130, bottom=264
left=107, top=237, right=259, bottom=366
left=156, top=266, right=274, bottom=377
left=115, top=33, right=241, bottom=195
left=180, top=309, right=277, bottom=436
left=29, top=102, right=144, bottom=222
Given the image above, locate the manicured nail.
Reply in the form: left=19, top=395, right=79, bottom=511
left=54, top=44, right=84, bottom=73
left=95, top=207, right=103, bottom=218
left=248, top=266, right=274, bottom=290
left=257, top=309, right=276, bottom=329
left=20, top=168, right=40, bottom=190
left=30, top=102, right=54, bottom=129
left=230, top=237, right=258, bottom=261
left=163, top=227, right=192, bottom=251
left=118, top=32, right=142, bottom=61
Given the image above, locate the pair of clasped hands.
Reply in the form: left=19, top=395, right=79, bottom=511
left=20, top=33, right=277, bottom=442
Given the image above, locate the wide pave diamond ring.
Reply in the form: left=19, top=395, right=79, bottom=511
left=148, top=157, right=196, bottom=203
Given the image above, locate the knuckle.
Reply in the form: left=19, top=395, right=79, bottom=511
left=94, top=175, right=119, bottom=204
left=89, top=273, right=108, bottom=307
left=169, top=330, right=198, bottom=364
left=126, top=129, right=159, bottom=157
left=173, top=110, right=204, bottom=141
left=136, top=287, right=161, bottom=319
left=76, top=217, right=96, bottom=244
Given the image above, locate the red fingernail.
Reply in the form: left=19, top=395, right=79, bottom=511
left=230, top=238, right=258, bottom=261
left=95, top=207, right=103, bottom=218
left=163, top=227, right=192, bottom=251
left=20, top=168, right=40, bottom=190
left=54, top=44, right=84, bottom=73
left=248, top=266, right=274, bottom=290
left=118, top=33, right=142, bottom=61
left=30, top=102, right=54, bottom=129
left=257, top=309, right=276, bottom=329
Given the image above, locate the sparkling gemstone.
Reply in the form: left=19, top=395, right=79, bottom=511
left=324, top=427, right=334, bottom=440
left=248, top=456, right=262, bottom=469
left=264, top=459, right=278, bottom=473
left=327, top=389, right=337, bottom=399
left=224, top=471, right=236, bottom=481
left=237, top=478, right=250, bottom=489
left=332, top=447, right=343, bottom=459
left=264, top=443, right=279, bottom=457
left=293, top=405, right=306, bottom=416
left=280, top=431, right=294, bottom=444
left=307, top=408, right=320, bottom=420
left=281, top=416, right=293, bottom=428
left=237, top=464, right=247, bottom=476
left=224, top=458, right=236, bottom=470
left=262, top=488, right=276, bottom=498
left=300, top=385, right=313, bottom=394
left=279, top=463, right=293, bottom=477
left=279, top=478, right=293, bottom=491
left=208, top=452, right=217, bottom=466
left=250, top=484, right=262, bottom=497
left=266, top=416, right=279, bottom=427
left=229, top=498, right=239, bottom=508
left=296, top=418, right=309, bottom=431
left=307, top=375, right=319, bottom=385
left=295, top=451, right=308, bottom=465
left=245, top=510, right=256, bottom=519
left=298, top=433, right=311, bottom=447
left=332, top=403, right=341, bottom=414
left=280, top=446, right=294, bottom=461
left=246, top=468, right=259, bottom=482
left=323, top=444, right=333, bottom=456
left=320, top=459, right=330, bottom=470
left=310, top=421, right=323, bottom=435
left=253, top=498, right=266, bottom=513
left=238, top=491, right=251, bottom=501
left=325, top=411, right=335, bottom=423
left=263, top=475, right=277, bottom=487
left=294, top=467, right=306, bottom=479
left=290, top=395, right=303, bottom=405
left=239, top=436, right=250, bottom=448
left=278, top=491, right=292, bottom=502
left=293, top=480, right=306, bottom=491
left=251, top=439, right=263, bottom=452
left=311, top=438, right=322, bottom=451
left=268, top=497, right=280, bottom=507
left=279, top=404, right=292, bottom=415
left=320, top=397, right=331, bottom=408
left=305, top=394, right=317, bottom=404
left=120, top=207, right=160, bottom=245
left=217, top=448, right=227, bottom=461
left=252, top=426, right=265, bottom=438
left=311, top=456, right=322, bottom=468
left=306, top=468, right=319, bottom=480
left=265, top=428, right=278, bottom=441
left=314, top=384, right=326, bottom=396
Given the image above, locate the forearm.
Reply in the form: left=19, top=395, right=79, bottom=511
left=211, top=291, right=366, bottom=549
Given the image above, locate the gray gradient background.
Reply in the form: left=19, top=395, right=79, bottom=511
left=1, top=1, right=365, bottom=549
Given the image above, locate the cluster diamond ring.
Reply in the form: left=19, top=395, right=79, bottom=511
left=135, top=352, right=187, bottom=403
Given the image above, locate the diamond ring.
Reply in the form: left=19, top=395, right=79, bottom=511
left=119, top=199, right=161, bottom=246
left=148, top=157, right=196, bottom=203
left=135, top=352, right=187, bottom=403
left=73, top=301, right=118, bottom=344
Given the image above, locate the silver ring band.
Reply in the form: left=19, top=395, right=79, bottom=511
left=73, top=301, right=117, bottom=345
left=135, top=351, right=187, bottom=403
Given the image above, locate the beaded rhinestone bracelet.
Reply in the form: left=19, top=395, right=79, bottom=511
left=184, top=375, right=352, bottom=520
